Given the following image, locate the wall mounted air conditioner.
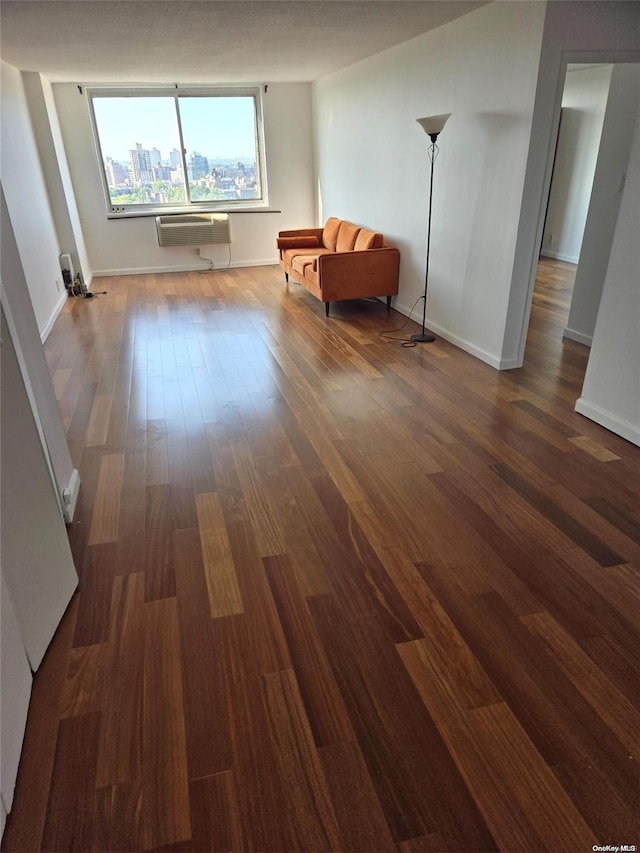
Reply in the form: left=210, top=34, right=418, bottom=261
left=156, top=213, right=231, bottom=247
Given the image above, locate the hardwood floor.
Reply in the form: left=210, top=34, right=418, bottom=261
left=3, top=257, right=639, bottom=852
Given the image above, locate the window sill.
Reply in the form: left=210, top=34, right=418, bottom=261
left=107, top=206, right=282, bottom=220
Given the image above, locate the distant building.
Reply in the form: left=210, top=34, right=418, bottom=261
left=129, top=143, right=153, bottom=183
left=105, top=157, right=127, bottom=185
left=189, top=152, right=209, bottom=180
left=149, top=147, right=162, bottom=169
left=153, top=164, right=172, bottom=181
left=170, top=148, right=182, bottom=170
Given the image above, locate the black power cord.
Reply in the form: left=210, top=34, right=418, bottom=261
left=378, top=294, right=425, bottom=347
left=197, top=243, right=232, bottom=273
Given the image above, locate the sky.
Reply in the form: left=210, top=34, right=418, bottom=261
left=93, top=95, right=257, bottom=162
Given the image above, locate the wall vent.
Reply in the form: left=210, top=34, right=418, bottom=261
left=156, top=213, right=231, bottom=247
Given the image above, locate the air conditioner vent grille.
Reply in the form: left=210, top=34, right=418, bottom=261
left=156, top=213, right=231, bottom=247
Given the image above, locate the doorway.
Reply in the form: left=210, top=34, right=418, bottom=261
left=523, top=63, right=639, bottom=408
left=527, top=63, right=613, bottom=363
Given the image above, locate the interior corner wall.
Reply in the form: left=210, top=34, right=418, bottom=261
left=575, top=107, right=640, bottom=446
left=21, top=73, right=85, bottom=287
left=502, top=0, right=640, bottom=369
left=541, top=64, right=612, bottom=265
left=0, top=60, right=66, bottom=336
left=51, top=82, right=315, bottom=275
left=36, top=74, right=92, bottom=287
left=312, top=1, right=546, bottom=368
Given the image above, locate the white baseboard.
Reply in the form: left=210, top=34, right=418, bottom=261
left=497, top=355, right=524, bottom=370
left=62, top=468, right=81, bottom=523
left=39, top=289, right=68, bottom=343
left=575, top=398, right=640, bottom=447
left=540, top=249, right=579, bottom=264
left=563, top=326, right=593, bottom=346
left=92, top=259, right=277, bottom=277
left=392, top=297, right=503, bottom=370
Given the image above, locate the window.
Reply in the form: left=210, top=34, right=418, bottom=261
left=88, top=87, right=267, bottom=215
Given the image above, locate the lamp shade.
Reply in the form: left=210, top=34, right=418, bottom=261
left=416, top=113, right=451, bottom=137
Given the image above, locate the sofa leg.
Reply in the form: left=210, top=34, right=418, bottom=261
left=285, top=272, right=289, bottom=283
left=386, top=295, right=392, bottom=310
left=325, top=302, right=330, bottom=317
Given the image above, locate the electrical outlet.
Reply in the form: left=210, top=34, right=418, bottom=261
left=56, top=278, right=62, bottom=291
left=548, top=233, right=555, bottom=245
left=195, top=247, right=200, bottom=256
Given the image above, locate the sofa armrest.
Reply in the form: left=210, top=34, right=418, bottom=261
left=317, top=248, right=400, bottom=300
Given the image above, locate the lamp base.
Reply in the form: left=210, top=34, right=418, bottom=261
left=410, top=332, right=436, bottom=343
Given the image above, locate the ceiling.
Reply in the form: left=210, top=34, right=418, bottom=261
left=1, top=0, right=489, bottom=84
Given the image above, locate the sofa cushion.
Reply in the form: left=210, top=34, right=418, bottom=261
left=304, top=265, right=318, bottom=286
left=322, top=217, right=343, bottom=251
left=336, top=221, right=361, bottom=252
left=282, top=247, right=328, bottom=264
left=277, top=235, right=319, bottom=250
left=354, top=229, right=384, bottom=250
left=311, top=250, right=332, bottom=267
left=292, top=254, right=318, bottom=275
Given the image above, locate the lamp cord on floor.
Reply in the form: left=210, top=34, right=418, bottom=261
left=378, top=294, right=425, bottom=347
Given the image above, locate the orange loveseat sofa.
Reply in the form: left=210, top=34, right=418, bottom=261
left=277, top=217, right=400, bottom=316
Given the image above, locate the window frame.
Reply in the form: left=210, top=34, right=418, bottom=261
left=87, top=85, right=269, bottom=217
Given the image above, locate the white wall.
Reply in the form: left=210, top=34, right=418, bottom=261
left=575, top=108, right=640, bottom=446
left=0, top=61, right=67, bottom=337
left=1, top=573, right=32, bottom=820
left=541, top=65, right=612, bottom=264
left=503, top=0, right=640, bottom=368
left=564, top=64, right=640, bottom=346
left=51, top=82, right=315, bottom=275
left=0, top=297, right=78, bottom=836
left=312, top=1, right=546, bottom=368
left=0, top=297, right=78, bottom=673
left=1, top=185, right=78, bottom=513
left=22, top=73, right=83, bottom=285
left=22, top=73, right=93, bottom=288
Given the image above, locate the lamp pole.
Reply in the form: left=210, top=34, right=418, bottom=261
left=411, top=134, right=438, bottom=343
left=411, top=113, right=450, bottom=344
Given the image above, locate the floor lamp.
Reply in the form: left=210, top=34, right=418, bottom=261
left=410, top=112, right=451, bottom=344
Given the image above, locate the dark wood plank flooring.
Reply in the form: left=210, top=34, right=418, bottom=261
left=3, top=257, right=640, bottom=852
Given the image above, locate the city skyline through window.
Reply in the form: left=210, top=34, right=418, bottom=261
left=90, top=90, right=264, bottom=209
